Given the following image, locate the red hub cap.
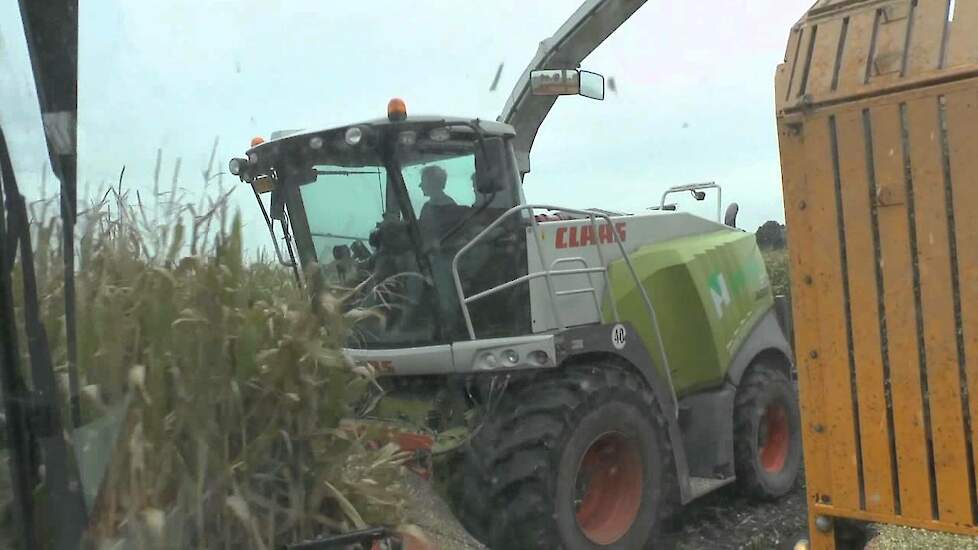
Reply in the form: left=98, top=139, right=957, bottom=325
left=574, top=432, right=643, bottom=545
left=759, top=404, right=790, bottom=473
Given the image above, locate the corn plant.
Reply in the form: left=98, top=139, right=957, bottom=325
left=4, top=185, right=411, bottom=549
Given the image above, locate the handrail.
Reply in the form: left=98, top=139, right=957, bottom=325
left=462, top=266, right=606, bottom=304
left=660, top=182, right=722, bottom=223
left=451, top=204, right=678, bottom=414
left=550, top=256, right=604, bottom=319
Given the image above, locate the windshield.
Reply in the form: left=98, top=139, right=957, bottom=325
left=301, top=165, right=386, bottom=261
left=282, top=126, right=524, bottom=348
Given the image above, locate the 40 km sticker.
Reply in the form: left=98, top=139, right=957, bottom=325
left=611, top=324, right=627, bottom=350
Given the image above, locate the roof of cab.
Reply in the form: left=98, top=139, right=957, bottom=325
left=267, top=116, right=517, bottom=142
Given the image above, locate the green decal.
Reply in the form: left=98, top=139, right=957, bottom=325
left=709, top=272, right=731, bottom=318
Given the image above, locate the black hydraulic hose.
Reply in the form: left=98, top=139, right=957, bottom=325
left=286, top=527, right=395, bottom=549
left=0, top=127, right=39, bottom=550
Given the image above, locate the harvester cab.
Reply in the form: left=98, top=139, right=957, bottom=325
left=231, top=106, right=530, bottom=348
left=229, top=2, right=799, bottom=548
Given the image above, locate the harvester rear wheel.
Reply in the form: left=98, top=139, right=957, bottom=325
left=733, top=361, right=802, bottom=500
left=456, top=361, right=676, bottom=550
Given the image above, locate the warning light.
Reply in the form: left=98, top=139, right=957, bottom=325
left=388, top=98, right=407, bottom=122
left=250, top=136, right=265, bottom=147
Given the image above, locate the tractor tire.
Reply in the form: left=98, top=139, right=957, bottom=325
left=733, top=360, right=802, bottom=500
left=456, top=361, right=677, bottom=550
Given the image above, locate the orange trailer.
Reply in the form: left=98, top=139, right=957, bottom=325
left=775, top=0, right=978, bottom=547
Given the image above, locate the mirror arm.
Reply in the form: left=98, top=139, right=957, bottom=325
left=252, top=187, right=298, bottom=276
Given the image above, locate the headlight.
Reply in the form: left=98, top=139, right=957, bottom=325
left=429, top=127, right=450, bottom=142
left=398, top=131, right=417, bottom=146
left=228, top=158, right=246, bottom=176
left=501, top=349, right=520, bottom=366
left=528, top=350, right=550, bottom=366
left=476, top=352, right=498, bottom=370
left=345, top=126, right=364, bottom=146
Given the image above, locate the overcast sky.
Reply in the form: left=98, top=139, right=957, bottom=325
left=1, top=0, right=813, bottom=254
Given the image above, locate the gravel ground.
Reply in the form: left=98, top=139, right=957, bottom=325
left=869, top=525, right=978, bottom=550
left=401, top=471, right=978, bottom=549
left=401, top=473, right=486, bottom=549
left=661, top=482, right=808, bottom=549
left=401, top=471, right=809, bottom=549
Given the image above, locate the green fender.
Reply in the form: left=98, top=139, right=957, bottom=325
left=603, top=230, right=777, bottom=396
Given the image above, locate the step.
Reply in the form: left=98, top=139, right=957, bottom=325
left=687, top=475, right=736, bottom=502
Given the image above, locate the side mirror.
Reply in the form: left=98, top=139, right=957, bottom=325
left=530, top=69, right=605, bottom=100
left=692, top=190, right=707, bottom=201
left=474, top=136, right=507, bottom=193
left=578, top=71, right=605, bottom=100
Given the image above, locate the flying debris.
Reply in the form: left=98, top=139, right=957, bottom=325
left=682, top=122, right=690, bottom=129
left=489, top=62, right=504, bottom=91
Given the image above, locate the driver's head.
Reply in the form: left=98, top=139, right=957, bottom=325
left=420, top=165, right=448, bottom=197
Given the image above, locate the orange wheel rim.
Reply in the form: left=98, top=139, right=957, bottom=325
left=759, top=404, right=790, bottom=473
left=574, top=432, right=643, bottom=545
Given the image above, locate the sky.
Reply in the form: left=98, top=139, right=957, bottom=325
left=0, top=0, right=814, bottom=255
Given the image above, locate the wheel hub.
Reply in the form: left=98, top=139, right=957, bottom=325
left=759, top=403, right=790, bottom=473
left=574, top=432, right=643, bottom=545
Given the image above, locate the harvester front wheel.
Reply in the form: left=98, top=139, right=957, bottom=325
left=733, top=360, right=802, bottom=500
left=457, top=361, right=676, bottom=550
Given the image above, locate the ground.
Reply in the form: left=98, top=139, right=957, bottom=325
left=662, top=481, right=808, bottom=549
left=403, top=468, right=809, bottom=549
left=407, top=472, right=977, bottom=549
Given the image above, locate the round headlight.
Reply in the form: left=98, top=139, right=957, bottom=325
left=502, top=349, right=520, bottom=366
left=345, top=126, right=364, bottom=146
left=309, top=136, right=324, bottom=150
left=228, top=158, right=245, bottom=176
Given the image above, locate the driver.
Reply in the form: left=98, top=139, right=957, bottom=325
left=418, top=165, right=456, bottom=215
left=417, top=165, right=457, bottom=245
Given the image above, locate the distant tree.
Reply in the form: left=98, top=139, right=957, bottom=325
left=755, top=220, right=786, bottom=249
